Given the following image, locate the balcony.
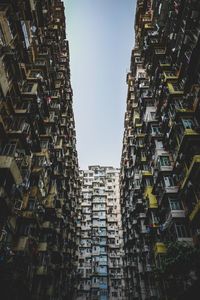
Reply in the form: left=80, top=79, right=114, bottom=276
left=144, top=186, right=158, bottom=208
left=172, top=127, right=200, bottom=159
left=154, top=242, right=167, bottom=255
left=21, top=210, right=35, bottom=219
left=0, top=155, right=22, bottom=185
left=159, top=57, right=171, bottom=68
left=177, top=237, right=193, bottom=244
left=14, top=101, right=31, bottom=116
left=13, top=236, right=29, bottom=252
left=156, top=158, right=173, bottom=172
left=164, top=186, right=179, bottom=194
left=170, top=209, right=185, bottom=218
left=144, top=23, right=154, bottom=30
left=167, top=82, right=184, bottom=96
left=163, top=70, right=179, bottom=83
left=41, top=221, right=54, bottom=230
left=21, top=82, right=38, bottom=98
left=142, top=170, right=152, bottom=177
left=154, top=48, right=166, bottom=56
left=145, top=264, right=152, bottom=272
left=38, top=242, right=48, bottom=252
left=34, top=58, right=49, bottom=74
left=91, top=282, right=100, bottom=289
left=162, top=207, right=186, bottom=226
left=137, top=213, right=146, bottom=219
left=35, top=266, right=48, bottom=276
left=180, top=127, right=200, bottom=142
left=43, top=112, right=57, bottom=124
left=6, top=117, right=30, bottom=138
left=27, top=69, right=45, bottom=82
left=181, top=155, right=200, bottom=190
left=158, top=185, right=179, bottom=206
left=168, top=104, right=194, bottom=123
left=50, top=90, right=60, bottom=100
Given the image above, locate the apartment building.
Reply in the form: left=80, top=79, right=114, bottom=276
left=120, top=0, right=200, bottom=299
left=77, top=166, right=126, bottom=300
left=0, top=1, right=80, bottom=299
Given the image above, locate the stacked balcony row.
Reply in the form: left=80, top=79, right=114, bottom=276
left=0, top=1, right=80, bottom=299
left=120, top=0, right=200, bottom=299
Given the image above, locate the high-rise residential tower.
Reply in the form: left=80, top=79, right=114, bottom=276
left=77, top=166, right=126, bottom=300
left=120, top=0, right=200, bottom=299
left=0, top=1, right=80, bottom=299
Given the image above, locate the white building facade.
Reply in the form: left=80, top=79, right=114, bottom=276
left=76, top=166, right=126, bottom=300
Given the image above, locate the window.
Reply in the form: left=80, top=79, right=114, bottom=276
left=141, top=151, right=146, bottom=159
left=151, top=125, right=160, bottom=135
left=51, top=90, right=58, bottom=96
left=169, top=198, right=182, bottom=210
left=159, top=156, right=171, bottom=166
left=101, top=290, right=108, bottom=296
left=138, top=138, right=144, bottom=146
left=1, top=142, right=16, bottom=156
left=145, top=177, right=152, bottom=186
left=27, top=198, right=36, bottom=210
left=150, top=112, right=156, bottom=119
left=163, top=176, right=174, bottom=187
left=135, top=179, right=140, bottom=187
left=182, top=118, right=195, bottom=129
left=22, top=83, right=33, bottom=92
left=155, top=140, right=163, bottom=149
left=138, top=72, right=145, bottom=78
left=33, top=156, right=46, bottom=167
left=143, top=164, right=149, bottom=171
left=136, top=127, right=142, bottom=134
left=175, top=224, right=189, bottom=238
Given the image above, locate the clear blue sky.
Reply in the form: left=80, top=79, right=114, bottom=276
left=64, top=0, right=136, bottom=169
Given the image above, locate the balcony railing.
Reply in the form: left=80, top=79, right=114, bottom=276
left=164, top=186, right=179, bottom=194
left=157, top=161, right=173, bottom=172
left=177, top=237, right=193, bottom=244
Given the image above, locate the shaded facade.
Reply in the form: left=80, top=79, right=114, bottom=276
left=77, top=166, right=126, bottom=300
left=120, top=0, right=200, bottom=299
left=0, top=1, right=80, bottom=299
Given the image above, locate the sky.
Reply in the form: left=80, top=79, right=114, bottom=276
left=64, top=0, right=136, bottom=169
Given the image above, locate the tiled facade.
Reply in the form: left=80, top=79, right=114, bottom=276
left=77, top=166, right=126, bottom=300
left=120, top=0, right=200, bottom=299
left=0, top=1, right=80, bottom=299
